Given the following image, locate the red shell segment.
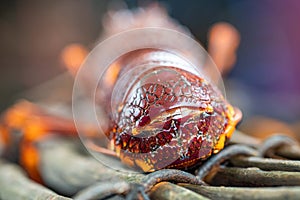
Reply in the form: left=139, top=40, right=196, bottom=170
left=110, top=66, right=233, bottom=171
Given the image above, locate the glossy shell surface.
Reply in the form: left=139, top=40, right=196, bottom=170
left=108, top=63, right=237, bottom=172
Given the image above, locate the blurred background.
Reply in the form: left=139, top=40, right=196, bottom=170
left=0, top=0, right=299, bottom=127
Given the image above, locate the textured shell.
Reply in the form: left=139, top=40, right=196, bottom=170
left=100, top=50, right=239, bottom=172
